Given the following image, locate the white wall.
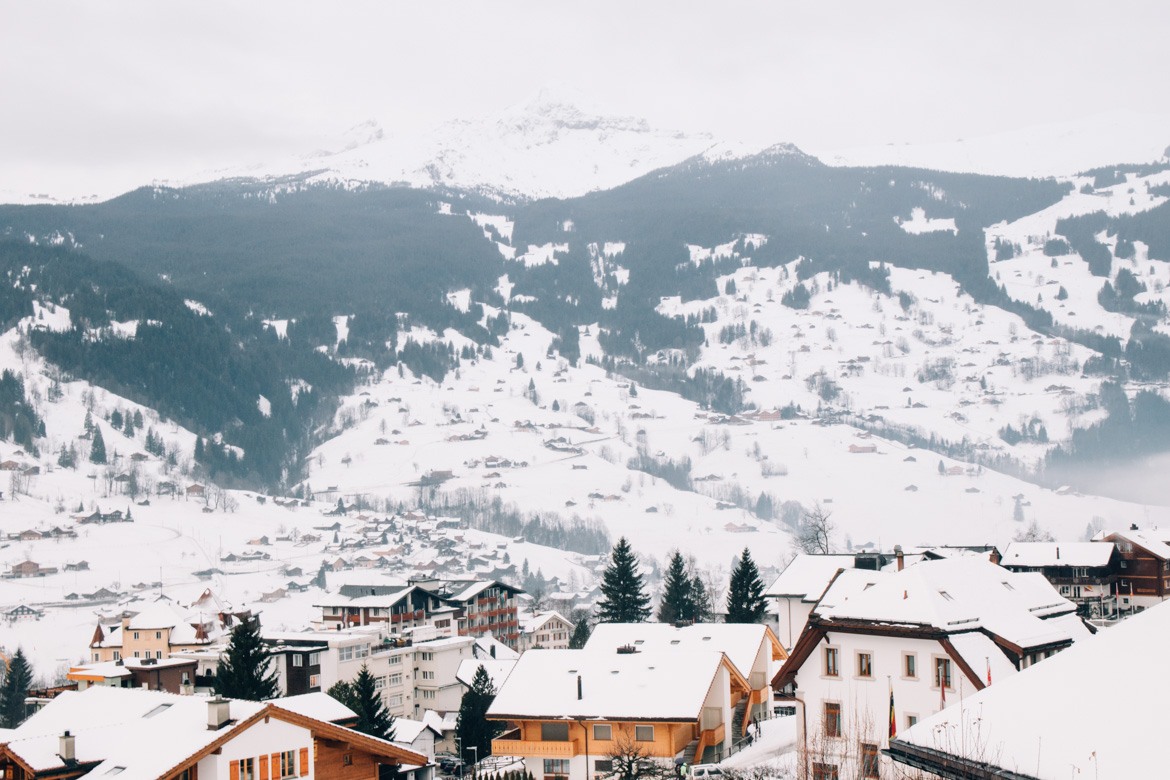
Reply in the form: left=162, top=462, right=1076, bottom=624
left=794, top=633, right=964, bottom=779
left=772, top=597, right=815, bottom=651
left=199, top=719, right=312, bottom=780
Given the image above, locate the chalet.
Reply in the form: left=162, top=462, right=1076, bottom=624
left=773, top=557, right=1091, bottom=780
left=5, top=605, right=44, bottom=622
left=518, top=611, right=574, bottom=652
left=186, top=483, right=206, bottom=497
left=0, top=460, right=21, bottom=470
left=847, top=443, right=877, bottom=454
left=888, top=601, right=1170, bottom=778
left=765, top=553, right=859, bottom=650
left=88, top=598, right=244, bottom=663
left=67, top=656, right=198, bottom=694
left=1101, top=529, right=1170, bottom=610
left=1001, top=541, right=1116, bottom=616
left=586, top=622, right=787, bottom=734
left=0, top=687, right=426, bottom=779
left=318, top=578, right=525, bottom=648
left=489, top=647, right=745, bottom=777
left=17, top=530, right=43, bottom=541
left=5, top=560, right=57, bottom=579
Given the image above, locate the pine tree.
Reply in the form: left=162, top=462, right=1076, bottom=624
left=725, top=548, right=767, bottom=624
left=0, top=648, right=32, bottom=727
left=689, top=574, right=713, bottom=622
left=90, top=426, right=107, bottom=464
left=596, top=537, right=651, bottom=623
left=657, top=551, right=695, bottom=623
left=349, top=664, right=395, bottom=740
left=456, top=666, right=501, bottom=760
left=569, top=614, right=591, bottom=649
left=83, top=410, right=94, bottom=438
left=215, top=618, right=278, bottom=701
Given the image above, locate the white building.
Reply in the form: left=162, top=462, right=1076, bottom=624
left=765, top=554, right=856, bottom=650
left=773, top=557, right=1092, bottom=780
left=0, top=687, right=426, bottom=779
left=889, top=600, right=1170, bottom=778
left=518, top=610, right=573, bottom=651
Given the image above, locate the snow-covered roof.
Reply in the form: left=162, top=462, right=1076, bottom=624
left=814, top=558, right=1080, bottom=650
left=1108, top=529, right=1170, bottom=560
left=584, top=622, right=778, bottom=682
left=487, top=648, right=727, bottom=721
left=457, top=658, right=516, bottom=690
left=271, top=691, right=355, bottom=723
left=1002, top=541, right=1114, bottom=568
left=765, top=554, right=856, bottom=600
left=392, top=716, right=443, bottom=745
left=521, top=610, right=571, bottom=633
left=474, top=633, right=520, bottom=661
left=2, top=686, right=426, bottom=779
left=892, top=602, right=1170, bottom=778
left=126, top=601, right=189, bottom=630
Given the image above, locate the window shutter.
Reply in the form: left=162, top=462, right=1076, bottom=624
left=230, top=760, right=240, bottom=780
left=259, top=754, right=270, bottom=780
left=299, top=747, right=310, bottom=776
left=271, top=753, right=281, bottom=778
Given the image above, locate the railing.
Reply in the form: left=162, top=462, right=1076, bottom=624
left=489, top=736, right=576, bottom=757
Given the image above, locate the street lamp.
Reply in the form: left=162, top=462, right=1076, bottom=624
left=455, top=737, right=463, bottom=780
left=468, top=746, right=478, bottom=780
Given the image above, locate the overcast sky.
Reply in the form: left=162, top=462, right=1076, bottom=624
left=2, top=0, right=1169, bottom=197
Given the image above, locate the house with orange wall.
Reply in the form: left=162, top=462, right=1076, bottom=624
left=488, top=647, right=748, bottom=780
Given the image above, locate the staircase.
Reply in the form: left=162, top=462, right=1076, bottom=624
left=681, top=739, right=699, bottom=766
left=731, top=699, right=749, bottom=744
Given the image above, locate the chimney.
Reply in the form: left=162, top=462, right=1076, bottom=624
left=989, top=548, right=1002, bottom=566
left=490, top=645, right=496, bottom=659
left=207, top=697, right=231, bottom=730
left=895, top=545, right=904, bottom=572
left=1056, top=546, right=1060, bottom=560
left=577, top=674, right=582, bottom=701
left=59, top=731, right=75, bottom=762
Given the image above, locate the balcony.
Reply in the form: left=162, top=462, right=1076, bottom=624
left=492, top=730, right=577, bottom=757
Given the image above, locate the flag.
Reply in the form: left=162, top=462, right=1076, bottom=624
left=939, top=675, right=947, bottom=709
left=888, top=684, right=896, bottom=739
left=985, top=657, right=992, bottom=686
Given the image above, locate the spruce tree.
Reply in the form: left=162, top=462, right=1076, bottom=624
left=725, top=548, right=767, bottom=624
left=89, top=426, right=107, bottom=464
left=349, top=664, right=395, bottom=740
left=569, top=614, right=591, bottom=649
left=456, top=665, right=501, bottom=760
left=689, top=574, right=713, bottom=622
left=596, top=537, right=651, bottom=623
left=215, top=618, right=278, bottom=700
left=657, top=550, right=694, bottom=623
left=0, top=648, right=32, bottom=727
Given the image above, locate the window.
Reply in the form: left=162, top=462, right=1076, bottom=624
left=374, top=676, right=386, bottom=690
left=934, top=658, right=952, bottom=689
left=279, top=750, right=297, bottom=778
left=292, top=655, right=304, bottom=667
left=635, top=725, right=654, bottom=742
left=906, top=714, right=918, bottom=728
left=93, top=653, right=100, bottom=662
left=389, top=673, right=403, bottom=686
left=308, top=652, right=321, bottom=666
left=133, top=631, right=140, bottom=640
left=903, top=653, right=917, bottom=679
left=133, top=651, right=141, bottom=658
left=857, top=652, right=873, bottom=678
left=389, top=655, right=402, bottom=665
left=811, top=763, right=839, bottom=780
left=356, top=644, right=370, bottom=659
left=594, top=760, right=613, bottom=773
left=309, top=674, right=320, bottom=688
left=593, top=724, right=612, bottom=740
left=155, top=631, right=162, bottom=639
left=861, top=743, right=879, bottom=778
left=824, top=647, right=839, bottom=677
left=422, top=670, right=435, bottom=680
left=113, top=651, right=120, bottom=661
left=421, top=690, right=436, bottom=700
left=823, top=702, right=842, bottom=738
left=541, top=722, right=570, bottom=741
left=240, top=757, right=256, bottom=780
left=155, top=650, right=163, bottom=659
left=1120, top=560, right=1128, bottom=569
left=339, top=646, right=354, bottom=662
left=421, top=652, right=435, bottom=661
left=543, top=759, right=570, bottom=780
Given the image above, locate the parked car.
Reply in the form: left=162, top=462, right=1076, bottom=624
left=691, top=765, right=725, bottom=780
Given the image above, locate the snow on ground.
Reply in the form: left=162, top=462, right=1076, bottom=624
left=184, top=300, right=211, bottom=317
left=990, top=169, right=1170, bottom=339
left=446, top=289, right=472, bottom=313
left=333, top=315, right=350, bottom=347
left=468, top=213, right=514, bottom=244
left=263, top=319, right=290, bottom=339
left=720, top=716, right=798, bottom=774
left=515, top=242, right=566, bottom=268
left=896, top=207, right=957, bottom=235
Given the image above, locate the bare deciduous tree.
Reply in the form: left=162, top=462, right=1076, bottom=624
left=793, top=503, right=835, bottom=554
